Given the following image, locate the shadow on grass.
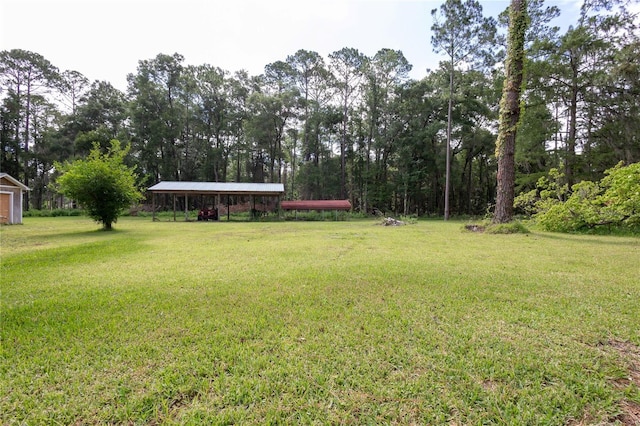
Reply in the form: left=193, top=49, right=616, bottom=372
left=42, top=226, right=133, bottom=238
left=2, top=234, right=145, bottom=272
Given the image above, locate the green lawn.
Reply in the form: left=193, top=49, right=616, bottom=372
left=1, top=217, right=639, bottom=424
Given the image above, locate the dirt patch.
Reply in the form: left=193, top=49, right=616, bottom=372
left=609, top=339, right=640, bottom=425
left=618, top=400, right=640, bottom=425
left=481, top=379, right=499, bottom=392
left=566, top=410, right=599, bottom=426
left=610, top=340, right=640, bottom=389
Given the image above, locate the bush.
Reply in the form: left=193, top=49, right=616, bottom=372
left=462, top=220, right=530, bottom=234
left=55, top=140, right=143, bottom=230
left=486, top=221, right=530, bottom=234
left=521, top=162, right=640, bottom=233
left=23, top=209, right=84, bottom=217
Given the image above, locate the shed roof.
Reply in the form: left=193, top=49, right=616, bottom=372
left=148, top=181, right=285, bottom=196
left=281, top=200, right=352, bottom=210
left=0, top=173, right=30, bottom=191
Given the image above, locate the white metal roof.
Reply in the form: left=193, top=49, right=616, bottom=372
left=0, top=173, right=30, bottom=191
left=147, top=181, right=285, bottom=195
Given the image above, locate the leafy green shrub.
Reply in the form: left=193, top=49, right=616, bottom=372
left=600, top=161, right=640, bottom=228
left=55, top=140, right=143, bottom=230
left=52, top=208, right=83, bottom=217
left=22, top=209, right=42, bottom=217
left=519, top=162, right=640, bottom=233
left=513, top=189, right=539, bottom=216
left=347, top=211, right=370, bottom=219
left=23, top=209, right=83, bottom=217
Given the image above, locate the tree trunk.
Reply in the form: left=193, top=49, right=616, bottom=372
left=341, top=108, right=347, bottom=200
left=444, top=66, right=453, bottom=220
left=565, top=75, right=578, bottom=187
left=494, top=0, right=528, bottom=224
left=23, top=81, right=32, bottom=211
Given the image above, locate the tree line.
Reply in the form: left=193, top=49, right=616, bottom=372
left=1, top=0, right=638, bottom=217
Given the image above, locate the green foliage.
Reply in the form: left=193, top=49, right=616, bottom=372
left=516, top=162, right=640, bottom=232
left=55, top=140, right=143, bottom=230
left=514, top=102, right=557, bottom=193
left=462, top=219, right=529, bottom=234
left=23, top=208, right=83, bottom=217
left=600, top=161, right=640, bottom=227
left=486, top=220, right=530, bottom=234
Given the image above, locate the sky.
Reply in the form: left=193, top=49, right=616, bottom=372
left=1, top=0, right=583, bottom=92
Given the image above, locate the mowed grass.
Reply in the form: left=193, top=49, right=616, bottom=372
left=1, top=217, right=639, bottom=425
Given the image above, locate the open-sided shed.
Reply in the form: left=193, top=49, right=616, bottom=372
left=0, top=173, right=29, bottom=225
left=147, top=181, right=285, bottom=221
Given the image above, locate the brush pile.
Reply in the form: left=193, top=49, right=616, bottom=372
left=381, top=217, right=405, bottom=226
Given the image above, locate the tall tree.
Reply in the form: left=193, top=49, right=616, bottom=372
left=392, top=77, right=447, bottom=215
left=191, top=64, right=230, bottom=182
left=455, top=70, right=498, bottom=215
left=286, top=50, right=333, bottom=199
left=361, top=48, right=411, bottom=212
left=226, top=70, right=256, bottom=183
left=70, top=81, right=129, bottom=155
left=575, top=1, right=640, bottom=175
left=128, top=53, right=186, bottom=182
left=1, top=91, right=23, bottom=178
left=329, top=47, right=365, bottom=199
left=58, top=70, right=89, bottom=116
left=494, top=0, right=529, bottom=223
left=0, top=49, right=60, bottom=209
left=244, top=90, right=296, bottom=183
left=431, top=0, right=496, bottom=219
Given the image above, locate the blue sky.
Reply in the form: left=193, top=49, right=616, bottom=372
left=1, top=0, right=584, bottom=91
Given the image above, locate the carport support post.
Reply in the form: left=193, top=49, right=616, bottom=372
left=173, top=194, right=176, bottom=222
left=152, top=193, right=156, bottom=221
left=184, top=195, right=188, bottom=221
left=227, top=194, right=230, bottom=221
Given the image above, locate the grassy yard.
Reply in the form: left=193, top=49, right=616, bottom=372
left=1, top=217, right=639, bottom=425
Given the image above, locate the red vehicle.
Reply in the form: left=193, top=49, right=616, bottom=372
left=197, top=208, right=218, bottom=221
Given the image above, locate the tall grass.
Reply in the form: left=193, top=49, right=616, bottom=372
left=1, top=217, right=639, bottom=424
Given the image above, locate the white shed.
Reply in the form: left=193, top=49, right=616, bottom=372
left=0, top=173, right=30, bottom=224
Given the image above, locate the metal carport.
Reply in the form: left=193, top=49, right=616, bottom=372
left=147, top=181, right=285, bottom=221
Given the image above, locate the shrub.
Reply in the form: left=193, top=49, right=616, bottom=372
left=486, top=221, right=530, bottom=234
left=23, top=209, right=83, bottom=217
left=55, top=140, right=143, bottom=230
left=463, top=220, right=530, bottom=234
left=522, top=162, right=640, bottom=233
